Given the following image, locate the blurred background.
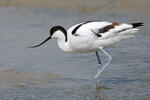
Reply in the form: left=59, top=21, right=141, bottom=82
left=0, top=0, right=150, bottom=100
left=0, top=0, right=150, bottom=12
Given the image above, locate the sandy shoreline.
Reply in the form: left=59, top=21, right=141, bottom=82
left=0, top=0, right=149, bottom=12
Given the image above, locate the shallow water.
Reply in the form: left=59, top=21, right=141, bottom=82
left=0, top=7, right=150, bottom=100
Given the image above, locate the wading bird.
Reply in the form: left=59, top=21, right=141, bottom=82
left=29, top=21, right=143, bottom=86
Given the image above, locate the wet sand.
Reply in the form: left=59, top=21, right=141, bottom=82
left=0, top=69, right=64, bottom=88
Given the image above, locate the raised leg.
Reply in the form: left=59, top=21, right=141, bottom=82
left=95, top=48, right=112, bottom=84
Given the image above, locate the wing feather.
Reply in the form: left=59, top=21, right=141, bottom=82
left=68, top=21, right=142, bottom=39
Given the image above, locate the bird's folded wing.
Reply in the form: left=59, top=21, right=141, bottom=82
left=68, top=21, right=141, bottom=39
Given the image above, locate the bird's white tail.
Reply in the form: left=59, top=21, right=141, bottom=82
left=119, top=28, right=139, bottom=35
left=114, top=22, right=143, bottom=38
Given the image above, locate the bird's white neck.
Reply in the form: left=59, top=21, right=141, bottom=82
left=54, top=31, right=72, bottom=52
left=57, top=40, right=72, bottom=52
left=50, top=28, right=72, bottom=52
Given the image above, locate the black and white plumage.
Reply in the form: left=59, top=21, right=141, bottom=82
left=29, top=21, right=143, bottom=86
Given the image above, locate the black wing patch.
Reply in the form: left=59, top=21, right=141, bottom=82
left=72, top=24, right=83, bottom=35
left=99, top=25, right=115, bottom=33
left=91, top=29, right=101, bottom=37
left=72, top=21, right=121, bottom=36
left=72, top=21, right=95, bottom=35
left=90, top=22, right=121, bottom=37
left=98, top=22, right=121, bottom=33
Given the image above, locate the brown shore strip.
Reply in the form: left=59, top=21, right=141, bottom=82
left=0, top=0, right=149, bottom=12
left=0, top=69, right=63, bottom=88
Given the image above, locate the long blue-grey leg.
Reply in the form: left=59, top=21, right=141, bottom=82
left=95, top=51, right=102, bottom=70
left=95, top=47, right=112, bottom=80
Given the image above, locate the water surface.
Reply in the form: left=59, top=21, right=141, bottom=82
left=0, top=7, right=150, bottom=100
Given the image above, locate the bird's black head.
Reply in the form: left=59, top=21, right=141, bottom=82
left=50, top=26, right=67, bottom=41
left=29, top=26, right=67, bottom=48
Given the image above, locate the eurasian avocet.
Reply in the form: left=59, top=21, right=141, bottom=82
left=29, top=21, right=143, bottom=86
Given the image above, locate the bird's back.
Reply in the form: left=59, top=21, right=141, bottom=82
left=66, top=21, right=143, bottom=52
